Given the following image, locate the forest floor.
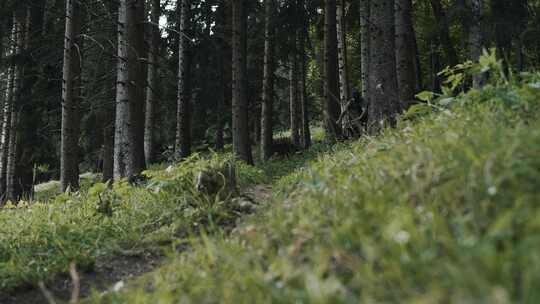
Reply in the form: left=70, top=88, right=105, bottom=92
left=0, top=183, right=276, bottom=303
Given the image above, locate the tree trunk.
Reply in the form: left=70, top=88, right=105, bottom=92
left=289, top=32, right=300, bottom=147
left=5, top=12, right=24, bottom=201
left=469, top=0, right=484, bottom=88
left=216, top=55, right=225, bottom=151
left=324, top=0, right=342, bottom=140
left=395, top=0, right=418, bottom=108
left=360, top=0, right=370, bottom=100
left=60, top=0, right=82, bottom=191
left=430, top=0, right=458, bottom=67
left=145, top=0, right=160, bottom=165
left=367, top=0, right=400, bottom=132
left=0, top=21, right=14, bottom=201
left=175, top=0, right=192, bottom=159
left=0, top=55, right=13, bottom=201
left=126, top=0, right=146, bottom=177
left=102, top=119, right=114, bottom=183
left=114, top=0, right=130, bottom=179
left=215, top=1, right=232, bottom=152
left=336, top=0, right=350, bottom=134
left=6, top=106, right=17, bottom=202
left=430, top=39, right=442, bottom=92
left=260, top=0, right=275, bottom=160
left=413, top=28, right=423, bottom=91
left=231, top=0, right=252, bottom=164
left=298, top=0, right=311, bottom=149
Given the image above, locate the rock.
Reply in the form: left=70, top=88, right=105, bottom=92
left=194, top=162, right=237, bottom=200
left=231, top=196, right=258, bottom=213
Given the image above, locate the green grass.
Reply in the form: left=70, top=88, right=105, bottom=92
left=0, top=144, right=333, bottom=294
left=0, top=154, right=256, bottom=292
left=2, top=75, right=540, bottom=302
left=90, top=79, right=540, bottom=303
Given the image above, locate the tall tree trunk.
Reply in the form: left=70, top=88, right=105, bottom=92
left=6, top=12, right=23, bottom=201
left=216, top=57, right=225, bottom=151
left=175, top=0, right=192, bottom=159
left=514, top=0, right=528, bottom=72
left=145, top=0, right=160, bottom=165
left=0, top=37, right=14, bottom=201
left=289, top=31, right=300, bottom=147
left=216, top=1, right=232, bottom=152
left=0, top=21, right=13, bottom=201
left=469, top=0, right=484, bottom=88
left=430, top=39, right=442, bottom=92
left=336, top=0, right=350, bottom=134
left=114, top=0, right=130, bottom=179
left=367, top=0, right=400, bottom=132
left=260, top=0, right=275, bottom=160
left=395, top=0, right=418, bottom=108
left=60, top=0, right=82, bottom=191
left=430, top=0, right=458, bottom=67
left=115, top=0, right=146, bottom=179
left=360, top=0, right=370, bottom=100
left=298, top=0, right=311, bottom=149
left=102, top=118, right=114, bottom=183
left=413, top=29, right=423, bottom=91
left=6, top=104, right=17, bottom=201
left=126, top=0, right=146, bottom=177
left=324, top=0, right=342, bottom=140
left=231, top=0, right=252, bottom=164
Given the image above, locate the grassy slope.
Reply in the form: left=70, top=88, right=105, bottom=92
left=92, top=82, right=540, bottom=303
left=0, top=134, right=333, bottom=294
left=0, top=154, right=268, bottom=292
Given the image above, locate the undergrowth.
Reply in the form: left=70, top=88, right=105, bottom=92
left=0, top=143, right=333, bottom=294
left=90, top=77, right=540, bottom=303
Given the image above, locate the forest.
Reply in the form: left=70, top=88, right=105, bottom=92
left=0, top=0, right=540, bottom=303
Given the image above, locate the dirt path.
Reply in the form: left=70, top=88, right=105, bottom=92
left=0, top=250, right=161, bottom=304
left=244, top=184, right=273, bottom=203
left=0, top=184, right=274, bottom=304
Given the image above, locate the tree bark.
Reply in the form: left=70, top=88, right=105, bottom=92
left=395, top=0, right=418, bottom=108
left=231, top=0, right=252, bottom=164
left=469, top=0, right=484, bottom=88
left=145, top=0, right=160, bottom=165
left=60, top=0, right=82, bottom=191
left=114, top=0, right=130, bottom=179
left=0, top=26, right=14, bottom=201
left=260, top=0, right=275, bottom=160
left=175, top=0, right=192, bottom=159
left=336, top=0, right=350, bottom=134
left=289, top=30, right=300, bottom=147
left=126, top=0, right=146, bottom=177
left=360, top=0, right=370, bottom=100
left=298, top=0, right=311, bottom=149
left=102, top=119, right=114, bottom=183
left=430, top=0, right=458, bottom=67
left=0, top=71, right=15, bottom=201
left=324, top=0, right=342, bottom=140
left=367, top=0, right=400, bottom=132
left=216, top=1, right=232, bottom=152
left=6, top=13, right=23, bottom=201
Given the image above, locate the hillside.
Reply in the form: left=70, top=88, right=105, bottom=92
left=89, top=79, right=540, bottom=303
left=2, top=76, right=540, bottom=303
